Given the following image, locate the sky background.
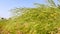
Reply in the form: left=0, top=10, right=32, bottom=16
left=0, top=0, right=58, bottom=18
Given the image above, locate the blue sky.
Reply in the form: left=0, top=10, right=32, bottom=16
left=0, top=0, right=58, bottom=18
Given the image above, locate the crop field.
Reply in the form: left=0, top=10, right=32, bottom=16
left=0, top=0, right=60, bottom=34
left=0, top=6, right=60, bottom=34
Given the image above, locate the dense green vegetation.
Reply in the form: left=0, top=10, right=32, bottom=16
left=0, top=0, right=60, bottom=34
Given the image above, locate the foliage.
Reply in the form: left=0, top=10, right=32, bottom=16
left=0, top=0, right=60, bottom=34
